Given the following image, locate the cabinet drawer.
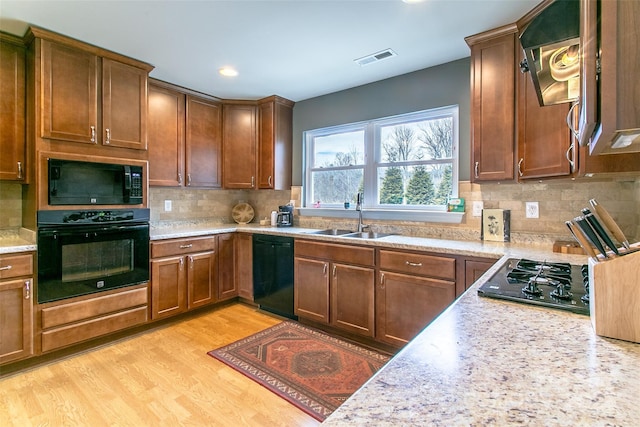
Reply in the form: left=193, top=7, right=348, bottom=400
left=41, top=306, right=148, bottom=353
left=41, top=286, right=148, bottom=329
left=0, top=253, right=33, bottom=279
left=295, top=240, right=375, bottom=266
left=151, top=236, right=217, bottom=258
left=379, top=250, right=456, bottom=280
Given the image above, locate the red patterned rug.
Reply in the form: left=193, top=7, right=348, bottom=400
left=207, top=321, right=390, bottom=421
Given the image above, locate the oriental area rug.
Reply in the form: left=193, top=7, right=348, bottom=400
left=207, top=321, right=390, bottom=421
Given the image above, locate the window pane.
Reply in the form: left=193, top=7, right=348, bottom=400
left=311, top=169, right=364, bottom=204
left=313, top=131, right=365, bottom=168
left=380, top=117, right=452, bottom=163
left=377, top=164, right=452, bottom=206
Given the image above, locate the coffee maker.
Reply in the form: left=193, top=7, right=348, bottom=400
left=276, top=205, right=293, bottom=227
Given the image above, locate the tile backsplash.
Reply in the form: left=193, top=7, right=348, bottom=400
left=2, top=179, right=639, bottom=245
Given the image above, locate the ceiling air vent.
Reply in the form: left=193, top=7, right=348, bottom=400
left=354, top=49, right=397, bottom=66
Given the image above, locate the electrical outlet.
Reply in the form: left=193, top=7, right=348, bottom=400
left=472, top=201, right=484, bottom=217
left=525, top=202, right=539, bottom=218
left=164, top=200, right=172, bottom=212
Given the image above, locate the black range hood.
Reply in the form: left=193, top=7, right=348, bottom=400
left=519, top=0, right=580, bottom=106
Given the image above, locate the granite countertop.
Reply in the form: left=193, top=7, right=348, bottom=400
left=321, top=257, right=640, bottom=426
left=0, top=229, right=36, bottom=254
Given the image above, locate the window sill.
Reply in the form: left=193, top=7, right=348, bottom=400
left=297, top=207, right=465, bottom=224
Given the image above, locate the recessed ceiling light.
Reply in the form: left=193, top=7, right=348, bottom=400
left=402, top=0, right=426, bottom=3
left=219, top=67, right=238, bottom=77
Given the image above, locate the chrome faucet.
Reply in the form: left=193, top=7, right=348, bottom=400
left=355, top=192, right=368, bottom=232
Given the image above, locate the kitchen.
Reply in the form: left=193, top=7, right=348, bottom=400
left=1, top=0, right=640, bottom=425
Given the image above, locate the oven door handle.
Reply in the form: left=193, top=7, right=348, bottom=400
left=38, top=223, right=149, bottom=237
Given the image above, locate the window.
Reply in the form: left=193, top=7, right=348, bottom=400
left=303, top=106, right=459, bottom=212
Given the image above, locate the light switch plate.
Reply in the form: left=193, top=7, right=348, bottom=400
left=472, top=201, right=484, bottom=217
left=526, top=201, right=539, bottom=218
left=164, top=200, right=172, bottom=212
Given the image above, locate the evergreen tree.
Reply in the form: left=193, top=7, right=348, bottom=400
left=379, top=167, right=404, bottom=204
left=434, top=165, right=453, bottom=205
left=405, top=166, right=435, bottom=205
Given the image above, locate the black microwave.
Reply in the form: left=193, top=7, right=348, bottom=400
left=48, top=159, right=143, bottom=205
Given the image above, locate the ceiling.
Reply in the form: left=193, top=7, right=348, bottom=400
left=0, top=0, right=541, bottom=102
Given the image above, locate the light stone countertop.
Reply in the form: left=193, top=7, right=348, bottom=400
left=0, top=229, right=36, bottom=254
left=321, top=257, right=640, bottom=426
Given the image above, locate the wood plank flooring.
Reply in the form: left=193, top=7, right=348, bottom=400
left=0, top=304, right=321, bottom=427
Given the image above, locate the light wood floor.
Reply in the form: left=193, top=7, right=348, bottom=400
left=0, top=304, right=321, bottom=427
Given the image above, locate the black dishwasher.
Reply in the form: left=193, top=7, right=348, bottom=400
left=252, top=235, right=296, bottom=319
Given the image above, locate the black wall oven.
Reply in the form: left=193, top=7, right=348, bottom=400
left=37, top=209, right=150, bottom=304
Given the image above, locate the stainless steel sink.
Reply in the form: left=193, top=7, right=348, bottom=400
left=306, top=228, right=355, bottom=236
left=343, top=231, right=394, bottom=239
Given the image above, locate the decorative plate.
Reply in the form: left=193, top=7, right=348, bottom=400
left=231, top=202, right=255, bottom=224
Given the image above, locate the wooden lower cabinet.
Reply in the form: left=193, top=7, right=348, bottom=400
left=376, top=271, right=455, bottom=347
left=39, top=285, right=148, bottom=353
left=150, top=236, right=218, bottom=320
left=294, top=240, right=375, bottom=338
left=0, top=252, right=33, bottom=364
left=217, top=233, right=237, bottom=301
left=236, top=234, right=253, bottom=300
left=465, top=259, right=495, bottom=290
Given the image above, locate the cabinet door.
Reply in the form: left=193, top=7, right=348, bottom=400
left=218, top=233, right=237, bottom=301
left=377, top=271, right=455, bottom=347
left=0, top=39, right=26, bottom=181
left=517, top=50, right=573, bottom=180
left=41, top=40, right=99, bottom=144
left=465, top=259, right=494, bottom=290
left=151, top=256, right=187, bottom=319
left=148, top=83, right=185, bottom=186
left=0, top=278, right=33, bottom=364
left=468, top=29, right=516, bottom=182
left=185, top=95, right=222, bottom=188
left=223, top=103, right=257, bottom=188
left=294, top=257, right=329, bottom=324
left=102, top=58, right=148, bottom=150
left=331, top=263, right=375, bottom=338
left=258, top=98, right=293, bottom=190
left=187, top=251, right=217, bottom=309
left=236, top=234, right=253, bottom=300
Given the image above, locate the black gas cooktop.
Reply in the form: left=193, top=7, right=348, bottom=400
left=478, top=258, right=590, bottom=315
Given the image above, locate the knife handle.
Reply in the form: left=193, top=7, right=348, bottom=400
left=589, top=199, right=631, bottom=250
left=581, top=208, right=620, bottom=255
left=574, top=216, right=609, bottom=258
left=566, top=221, right=598, bottom=260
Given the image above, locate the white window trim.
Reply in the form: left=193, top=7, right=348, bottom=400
left=302, top=105, right=462, bottom=223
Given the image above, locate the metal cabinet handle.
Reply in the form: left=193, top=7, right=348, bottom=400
left=380, top=273, right=385, bottom=289
left=179, top=244, right=193, bottom=249
left=24, top=280, right=30, bottom=300
left=0, top=265, right=12, bottom=271
left=90, top=126, right=96, bottom=143
left=179, top=257, right=184, bottom=271
left=187, top=174, right=192, bottom=186
left=323, top=263, right=327, bottom=275
left=268, top=175, right=272, bottom=186
left=189, top=255, right=194, bottom=268
left=566, top=102, right=580, bottom=139
left=565, top=142, right=575, bottom=172
left=105, top=128, right=111, bottom=144
left=405, top=261, right=423, bottom=267
left=474, top=161, right=479, bottom=179
left=251, top=176, right=255, bottom=188
left=17, top=161, right=23, bottom=179
left=332, top=265, right=337, bottom=278
left=517, top=158, right=524, bottom=177
left=178, top=173, right=183, bottom=185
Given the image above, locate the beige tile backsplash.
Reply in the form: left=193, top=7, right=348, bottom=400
left=2, top=179, right=639, bottom=245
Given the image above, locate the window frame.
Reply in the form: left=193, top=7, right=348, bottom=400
left=301, top=105, right=461, bottom=222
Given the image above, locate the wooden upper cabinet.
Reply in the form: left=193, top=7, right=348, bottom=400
left=148, top=82, right=185, bottom=186
left=223, top=102, right=257, bottom=189
left=186, top=95, right=223, bottom=188
left=101, top=58, right=148, bottom=150
left=0, top=35, right=26, bottom=181
left=41, top=40, right=99, bottom=144
left=257, top=96, right=294, bottom=190
left=466, top=25, right=517, bottom=182
left=516, top=48, right=574, bottom=180
left=38, top=32, right=151, bottom=150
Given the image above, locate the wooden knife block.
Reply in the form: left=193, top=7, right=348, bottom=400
left=588, top=247, right=640, bottom=343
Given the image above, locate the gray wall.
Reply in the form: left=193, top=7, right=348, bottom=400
left=291, top=57, right=471, bottom=186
